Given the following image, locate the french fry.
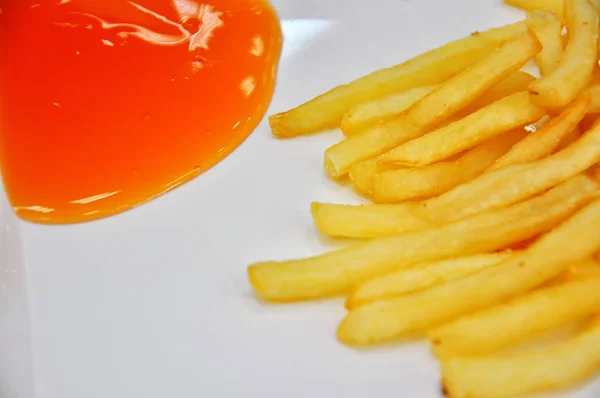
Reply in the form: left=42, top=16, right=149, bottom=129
left=505, top=0, right=564, bottom=18
left=430, top=269, right=600, bottom=358
left=540, top=256, right=600, bottom=286
left=346, top=252, right=514, bottom=310
left=337, top=195, right=600, bottom=345
left=555, top=123, right=582, bottom=151
left=347, top=159, right=399, bottom=196
left=441, top=316, right=600, bottom=398
left=311, top=201, right=430, bottom=239
left=528, top=0, right=598, bottom=109
left=340, top=86, right=436, bottom=137
left=423, top=115, right=600, bottom=222
left=372, top=130, right=527, bottom=203
left=526, top=10, right=565, bottom=75
left=317, top=118, right=600, bottom=238
left=378, top=92, right=544, bottom=167
left=324, top=31, right=541, bottom=178
left=268, top=22, right=526, bottom=138
left=341, top=71, right=535, bottom=137
left=249, top=177, right=597, bottom=301
left=489, top=93, right=591, bottom=171
left=584, top=84, right=600, bottom=113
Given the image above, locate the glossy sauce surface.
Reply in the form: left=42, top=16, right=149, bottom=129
left=0, top=0, right=282, bottom=224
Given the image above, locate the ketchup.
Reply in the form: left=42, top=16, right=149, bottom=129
left=0, top=0, right=282, bottom=224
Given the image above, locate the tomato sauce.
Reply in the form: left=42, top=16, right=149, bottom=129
left=0, top=0, right=282, bottom=224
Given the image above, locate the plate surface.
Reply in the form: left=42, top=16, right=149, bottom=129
left=2, top=1, right=600, bottom=397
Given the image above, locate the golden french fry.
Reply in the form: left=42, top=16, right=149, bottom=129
left=528, top=0, right=598, bottom=109
left=555, top=123, right=582, bottom=151
left=526, top=10, right=565, bottom=75
left=584, top=84, right=600, bottom=113
left=505, top=0, right=564, bottom=18
left=311, top=202, right=430, bottom=239
left=378, top=92, right=544, bottom=167
left=268, top=22, right=526, bottom=138
left=347, top=159, right=399, bottom=196
left=340, top=86, right=437, bottom=137
left=456, top=71, right=537, bottom=118
left=589, top=163, right=600, bottom=181
left=341, top=71, right=536, bottom=137
left=249, top=177, right=597, bottom=301
left=489, top=93, right=591, bottom=171
left=317, top=119, right=600, bottom=238
left=441, top=316, right=600, bottom=398
left=423, top=115, right=600, bottom=222
left=346, top=252, right=514, bottom=310
left=372, top=130, right=527, bottom=203
left=542, top=256, right=600, bottom=286
left=337, top=195, right=600, bottom=345
left=430, top=269, right=600, bottom=359
left=324, top=31, right=541, bottom=178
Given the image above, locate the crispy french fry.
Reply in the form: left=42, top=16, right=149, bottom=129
left=340, top=86, right=436, bottom=137
left=337, top=195, right=600, bottom=345
left=526, top=11, right=565, bottom=75
left=584, top=84, right=600, bottom=113
left=317, top=119, right=600, bottom=237
left=528, top=0, right=598, bottom=109
left=489, top=93, right=591, bottom=171
left=311, top=202, right=430, bottom=239
left=441, top=316, right=600, bottom=398
left=505, top=0, right=564, bottom=18
left=347, top=159, right=399, bottom=196
left=430, top=269, right=600, bottom=358
left=372, top=130, right=527, bottom=203
left=378, top=92, right=545, bottom=167
left=249, top=177, right=597, bottom=301
left=341, top=71, right=536, bottom=137
left=555, top=123, right=582, bottom=151
left=423, top=115, right=600, bottom=222
left=542, top=256, right=600, bottom=286
left=589, top=163, right=600, bottom=181
left=324, top=31, right=541, bottom=177
left=268, top=22, right=526, bottom=138
left=346, top=252, right=514, bottom=310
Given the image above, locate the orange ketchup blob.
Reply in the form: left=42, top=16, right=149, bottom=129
left=0, top=0, right=282, bottom=224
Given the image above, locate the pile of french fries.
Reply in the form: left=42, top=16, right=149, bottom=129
left=248, top=0, right=600, bottom=396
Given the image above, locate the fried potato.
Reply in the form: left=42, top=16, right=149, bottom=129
left=341, top=71, right=535, bottom=137
left=441, top=316, right=600, bottom=398
left=249, top=177, right=597, bottom=301
left=324, top=31, right=541, bottom=177
left=372, top=130, right=527, bottom=203
left=584, top=84, right=600, bottom=113
left=337, top=194, right=600, bottom=345
left=347, top=159, right=399, bottom=196
left=556, top=123, right=583, bottom=151
left=528, top=0, right=598, bottom=109
left=430, top=269, right=600, bottom=358
left=340, top=86, right=436, bottom=137
left=346, top=252, right=513, bottom=310
left=526, top=11, right=565, bottom=75
left=268, top=22, right=526, bottom=138
left=489, top=93, right=591, bottom=171
left=541, top=256, right=600, bottom=286
left=317, top=119, right=600, bottom=237
left=423, top=114, right=600, bottom=222
left=311, top=201, right=430, bottom=239
left=378, top=92, right=544, bottom=167
left=505, top=0, right=564, bottom=18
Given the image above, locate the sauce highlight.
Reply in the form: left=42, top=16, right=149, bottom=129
left=0, top=0, right=282, bottom=224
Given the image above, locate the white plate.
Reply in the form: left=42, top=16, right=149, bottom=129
left=2, top=1, right=600, bottom=397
